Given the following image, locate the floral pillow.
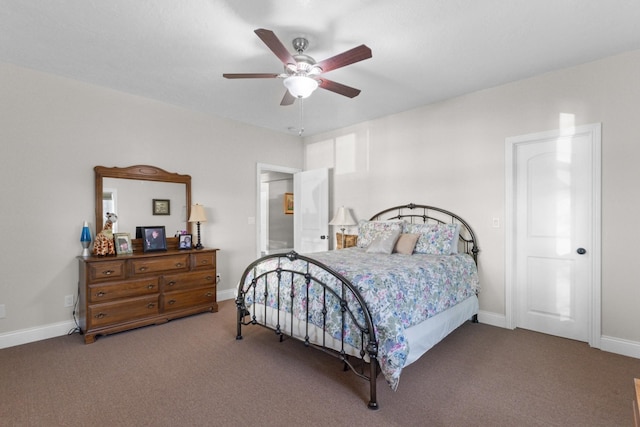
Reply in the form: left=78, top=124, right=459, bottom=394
left=403, top=223, right=460, bottom=254
left=357, top=220, right=405, bottom=248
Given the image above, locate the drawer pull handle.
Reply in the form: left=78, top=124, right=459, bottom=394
left=147, top=303, right=156, bottom=309
left=168, top=299, right=176, bottom=305
left=167, top=281, right=176, bottom=287
left=205, top=292, right=213, bottom=297
left=139, top=267, right=148, bottom=272
left=206, top=276, right=213, bottom=281
left=200, top=260, right=209, bottom=265
left=96, top=291, right=106, bottom=297
left=95, top=313, right=106, bottom=319
left=103, top=270, right=114, bottom=276
left=147, top=284, right=155, bottom=289
left=175, top=263, right=184, bottom=267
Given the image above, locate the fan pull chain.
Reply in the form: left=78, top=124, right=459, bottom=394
left=298, top=98, right=305, bottom=136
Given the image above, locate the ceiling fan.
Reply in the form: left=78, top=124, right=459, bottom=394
left=223, top=28, right=372, bottom=106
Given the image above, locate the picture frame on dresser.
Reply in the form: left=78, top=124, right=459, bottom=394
left=114, top=232, right=133, bottom=255
left=178, top=234, right=192, bottom=250
left=142, top=226, right=167, bottom=252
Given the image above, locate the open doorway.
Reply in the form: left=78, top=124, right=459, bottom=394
left=256, top=163, right=301, bottom=258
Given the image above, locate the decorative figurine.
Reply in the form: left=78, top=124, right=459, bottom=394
left=93, top=212, right=118, bottom=256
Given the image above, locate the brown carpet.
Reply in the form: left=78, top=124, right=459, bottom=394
left=1, top=299, right=638, bottom=426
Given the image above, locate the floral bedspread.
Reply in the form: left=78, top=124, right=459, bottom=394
left=241, top=248, right=479, bottom=391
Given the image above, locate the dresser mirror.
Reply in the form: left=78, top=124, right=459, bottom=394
left=95, top=165, right=191, bottom=251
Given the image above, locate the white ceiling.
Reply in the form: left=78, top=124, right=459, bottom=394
left=2, top=1, right=640, bottom=136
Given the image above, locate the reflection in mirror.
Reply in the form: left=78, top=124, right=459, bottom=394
left=94, top=166, right=192, bottom=251
left=102, top=178, right=187, bottom=235
left=102, top=188, right=117, bottom=231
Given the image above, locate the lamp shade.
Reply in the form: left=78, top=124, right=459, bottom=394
left=283, top=75, right=319, bottom=99
left=329, top=206, right=357, bottom=227
left=188, top=204, right=207, bottom=223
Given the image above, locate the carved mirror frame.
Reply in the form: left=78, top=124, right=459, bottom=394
left=95, top=165, right=191, bottom=252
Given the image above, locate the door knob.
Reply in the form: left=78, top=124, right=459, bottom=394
left=576, top=248, right=587, bottom=255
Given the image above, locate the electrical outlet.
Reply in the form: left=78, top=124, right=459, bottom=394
left=64, top=294, right=74, bottom=307
left=0, top=304, right=5, bottom=319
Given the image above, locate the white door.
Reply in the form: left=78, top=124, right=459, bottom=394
left=506, top=124, right=600, bottom=345
left=293, top=168, right=329, bottom=253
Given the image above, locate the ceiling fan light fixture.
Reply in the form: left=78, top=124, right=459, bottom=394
left=283, top=75, right=319, bottom=99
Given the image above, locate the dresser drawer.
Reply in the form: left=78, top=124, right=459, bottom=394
left=88, top=260, right=126, bottom=282
left=88, top=278, right=159, bottom=303
left=163, top=270, right=216, bottom=292
left=87, top=295, right=159, bottom=328
left=162, top=287, right=215, bottom=312
left=131, top=254, right=189, bottom=276
left=192, top=252, right=216, bottom=270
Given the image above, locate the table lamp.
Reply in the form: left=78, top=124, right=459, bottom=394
left=329, top=206, right=357, bottom=249
left=188, top=204, right=207, bottom=250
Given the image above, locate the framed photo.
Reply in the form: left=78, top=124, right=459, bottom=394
left=152, top=199, right=170, bottom=215
left=142, top=226, right=167, bottom=252
left=114, top=232, right=133, bottom=255
left=178, top=234, right=193, bottom=250
left=284, top=192, right=294, bottom=215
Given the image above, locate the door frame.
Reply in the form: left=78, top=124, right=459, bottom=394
left=504, top=123, right=601, bottom=348
left=256, top=163, right=301, bottom=259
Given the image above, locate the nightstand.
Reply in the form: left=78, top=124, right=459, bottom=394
left=336, top=233, right=357, bottom=249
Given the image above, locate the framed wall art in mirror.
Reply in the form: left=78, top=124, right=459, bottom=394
left=153, top=199, right=170, bottom=215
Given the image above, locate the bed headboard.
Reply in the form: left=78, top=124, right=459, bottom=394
left=369, top=203, right=479, bottom=263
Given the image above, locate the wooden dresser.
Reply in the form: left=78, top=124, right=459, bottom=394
left=78, top=248, right=218, bottom=343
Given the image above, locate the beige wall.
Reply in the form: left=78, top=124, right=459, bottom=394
left=3, top=48, right=640, bottom=355
left=304, top=49, right=640, bottom=351
left=0, top=62, right=302, bottom=342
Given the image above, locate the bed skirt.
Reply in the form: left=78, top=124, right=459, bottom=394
left=244, top=294, right=478, bottom=369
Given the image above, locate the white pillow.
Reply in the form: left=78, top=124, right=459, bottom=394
left=366, top=228, right=402, bottom=254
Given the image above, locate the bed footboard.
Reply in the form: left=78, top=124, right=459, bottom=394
left=236, top=251, right=380, bottom=409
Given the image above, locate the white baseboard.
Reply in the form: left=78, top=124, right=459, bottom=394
left=476, top=310, right=640, bottom=360
left=600, top=335, right=640, bottom=359
left=3, top=305, right=638, bottom=361
left=477, top=310, right=508, bottom=328
left=0, top=290, right=237, bottom=349
left=0, top=320, right=76, bottom=349
left=217, top=288, right=236, bottom=302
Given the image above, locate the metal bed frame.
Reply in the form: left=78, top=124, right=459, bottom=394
left=235, top=203, right=479, bottom=409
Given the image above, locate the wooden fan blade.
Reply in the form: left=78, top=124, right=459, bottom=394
left=315, top=44, right=372, bottom=73
left=280, top=90, right=295, bottom=106
left=318, top=79, right=361, bottom=98
left=254, top=28, right=296, bottom=66
left=223, top=73, right=280, bottom=79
